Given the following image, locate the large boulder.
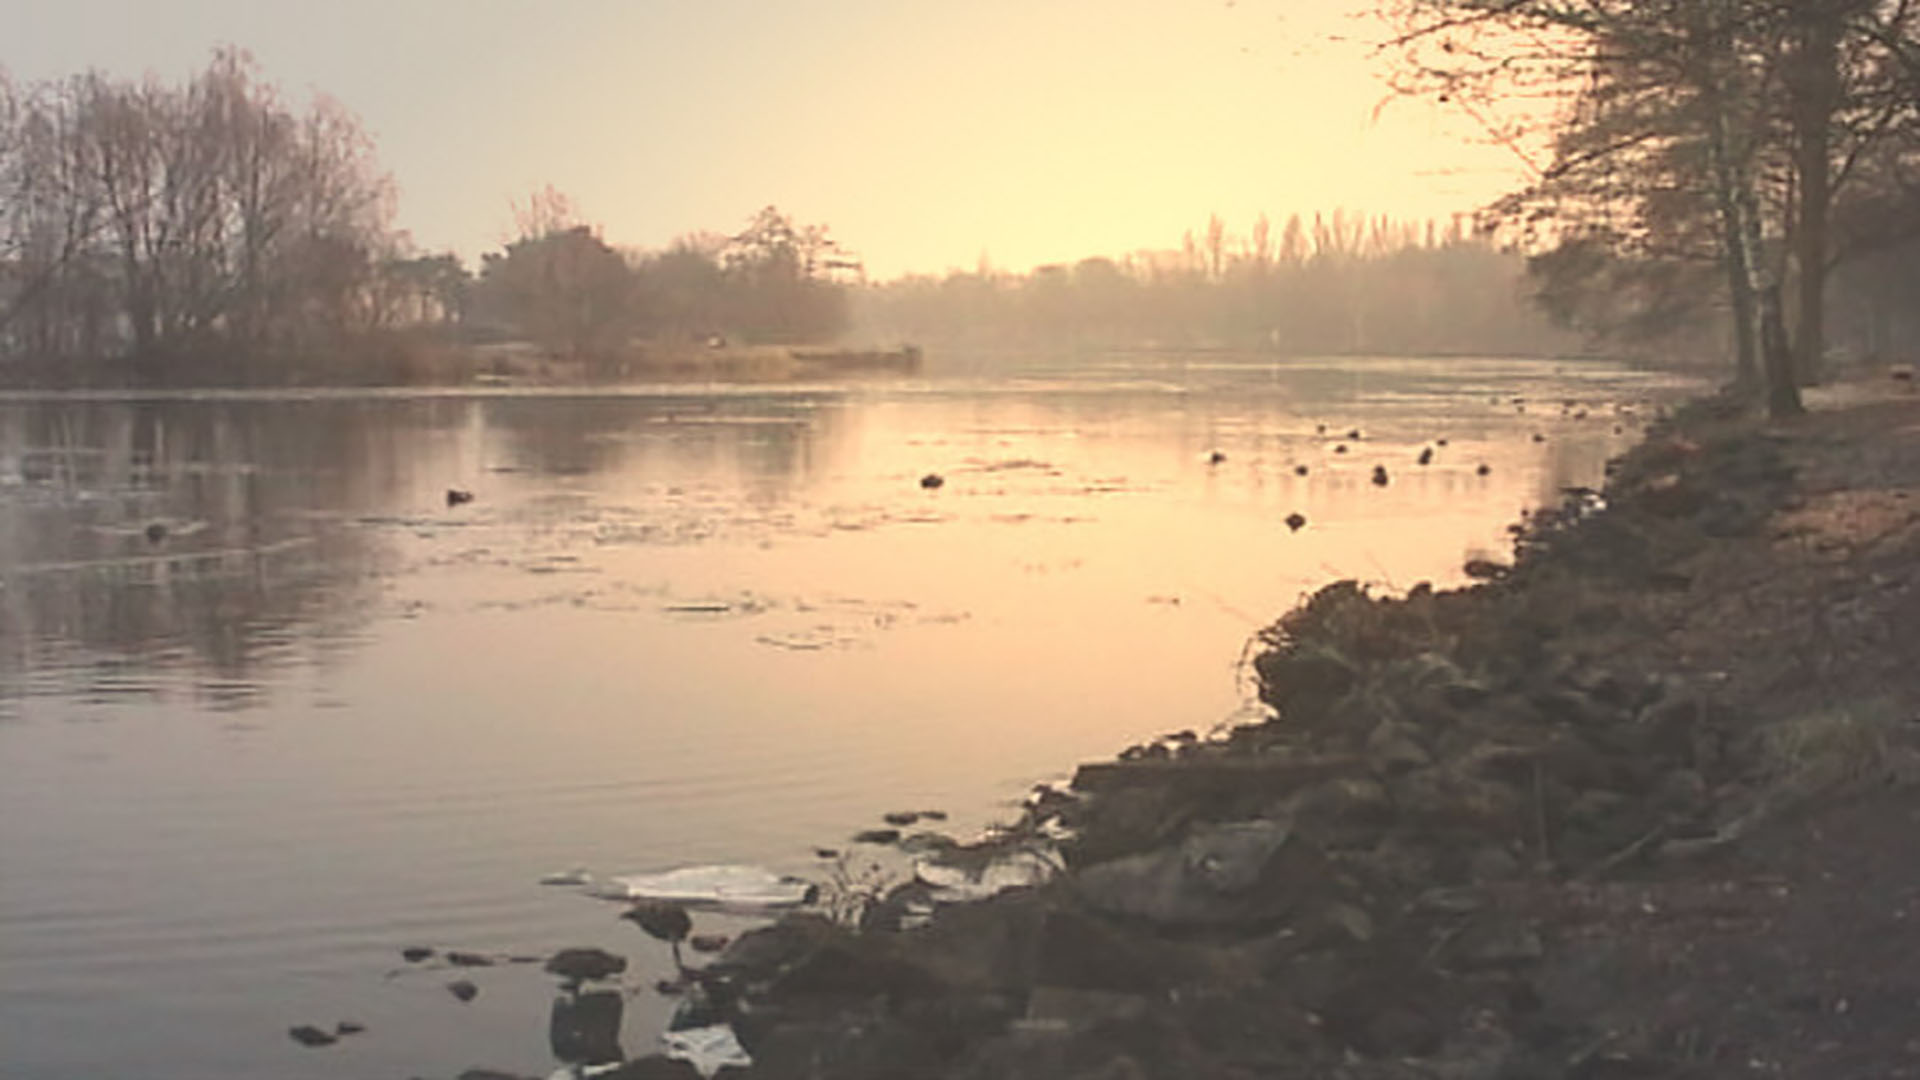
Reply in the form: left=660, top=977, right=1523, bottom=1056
left=1074, top=820, right=1343, bottom=929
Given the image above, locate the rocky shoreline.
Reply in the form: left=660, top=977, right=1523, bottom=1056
left=523, top=376, right=1920, bottom=1079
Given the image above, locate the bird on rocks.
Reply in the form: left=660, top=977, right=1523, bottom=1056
left=1284, top=512, right=1307, bottom=532
left=622, top=902, right=693, bottom=969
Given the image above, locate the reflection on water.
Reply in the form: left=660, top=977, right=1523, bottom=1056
left=0, top=355, right=1697, bottom=1080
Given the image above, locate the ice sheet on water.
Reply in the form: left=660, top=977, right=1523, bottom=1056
left=661, top=1024, right=753, bottom=1078
left=587, top=864, right=816, bottom=909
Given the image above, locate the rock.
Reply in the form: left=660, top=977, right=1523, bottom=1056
left=288, top=1024, right=337, bottom=1047
left=1464, top=558, right=1509, bottom=580
left=689, top=934, right=731, bottom=954
left=456, top=1070, right=532, bottom=1080
left=401, top=945, right=434, bottom=963
left=544, top=947, right=628, bottom=983
left=1365, top=719, right=1432, bottom=773
left=1033, top=908, right=1199, bottom=993
left=1442, top=915, right=1544, bottom=971
left=1652, top=768, right=1708, bottom=821
left=883, top=810, right=921, bottom=827
left=448, top=978, right=480, bottom=1002
left=596, top=1057, right=702, bottom=1079
left=1253, top=647, right=1359, bottom=724
left=1285, top=776, right=1394, bottom=848
left=1075, top=819, right=1337, bottom=927
left=550, top=989, right=625, bottom=1066
left=852, top=827, right=901, bottom=845
left=446, top=950, right=494, bottom=967
left=1468, top=846, right=1523, bottom=881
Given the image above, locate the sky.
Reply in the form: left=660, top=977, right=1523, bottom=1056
left=4, top=0, right=1529, bottom=279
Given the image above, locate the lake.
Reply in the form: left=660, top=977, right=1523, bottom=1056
left=0, top=351, right=1699, bottom=1079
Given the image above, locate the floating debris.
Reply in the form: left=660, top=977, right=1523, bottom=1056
left=288, top=1025, right=337, bottom=1048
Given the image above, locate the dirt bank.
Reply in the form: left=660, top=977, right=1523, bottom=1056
left=612, top=375, right=1920, bottom=1080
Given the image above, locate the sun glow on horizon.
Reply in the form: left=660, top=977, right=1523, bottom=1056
left=6, top=0, right=1529, bottom=278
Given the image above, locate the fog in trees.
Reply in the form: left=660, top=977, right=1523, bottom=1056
left=1384, top=0, right=1920, bottom=415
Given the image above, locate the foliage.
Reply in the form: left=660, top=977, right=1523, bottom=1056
left=0, top=48, right=399, bottom=362
left=854, top=212, right=1577, bottom=358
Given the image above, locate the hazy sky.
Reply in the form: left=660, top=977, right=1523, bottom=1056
left=5, top=0, right=1525, bottom=278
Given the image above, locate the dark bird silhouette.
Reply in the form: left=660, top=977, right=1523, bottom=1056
left=622, top=902, right=693, bottom=969
left=144, top=522, right=167, bottom=544
left=1476, top=463, right=1492, bottom=476
left=1416, top=447, right=1433, bottom=466
left=1285, top=512, right=1307, bottom=532
left=1334, top=444, right=1348, bottom=455
left=919, top=473, right=944, bottom=490
left=1207, top=450, right=1227, bottom=465
left=446, top=489, right=475, bottom=507
left=1294, top=464, right=1309, bottom=476
left=1315, top=423, right=1327, bottom=435
left=1347, top=429, right=1362, bottom=440
left=1371, top=465, right=1389, bottom=487
left=1531, top=433, right=1546, bottom=443
left=1436, top=438, right=1449, bottom=447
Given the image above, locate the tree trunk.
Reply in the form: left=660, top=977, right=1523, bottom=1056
left=1790, top=6, right=1841, bottom=386
left=1759, top=284, right=1805, bottom=418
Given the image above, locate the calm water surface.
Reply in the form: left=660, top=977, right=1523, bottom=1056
left=0, top=353, right=1698, bottom=1079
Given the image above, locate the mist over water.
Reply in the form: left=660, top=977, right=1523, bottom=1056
left=0, top=353, right=1698, bottom=1079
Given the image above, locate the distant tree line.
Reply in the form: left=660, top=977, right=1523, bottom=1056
left=854, top=212, right=1578, bottom=357
left=0, top=52, right=852, bottom=379
left=1385, top=0, right=1920, bottom=415
left=467, top=196, right=852, bottom=361
left=0, top=49, right=395, bottom=366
